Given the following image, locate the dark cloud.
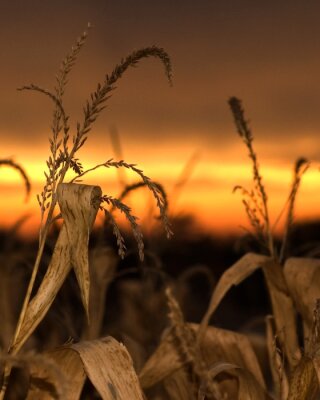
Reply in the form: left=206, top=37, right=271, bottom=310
left=1, top=0, right=320, bottom=158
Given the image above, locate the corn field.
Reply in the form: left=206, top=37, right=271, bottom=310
left=1, top=25, right=320, bottom=400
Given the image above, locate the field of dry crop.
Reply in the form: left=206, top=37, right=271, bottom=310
left=1, top=25, right=320, bottom=400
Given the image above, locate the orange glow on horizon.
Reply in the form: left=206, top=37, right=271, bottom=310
left=1, top=140, right=320, bottom=239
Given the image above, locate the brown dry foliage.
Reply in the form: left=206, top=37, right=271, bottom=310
left=1, top=26, right=320, bottom=400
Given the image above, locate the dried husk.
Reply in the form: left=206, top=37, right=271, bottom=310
left=11, top=183, right=102, bottom=354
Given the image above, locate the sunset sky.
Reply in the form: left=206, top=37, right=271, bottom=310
left=1, top=1, right=320, bottom=237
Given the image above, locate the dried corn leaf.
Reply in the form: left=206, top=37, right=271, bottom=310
left=140, top=323, right=265, bottom=390
left=164, top=365, right=225, bottom=400
left=284, top=257, right=320, bottom=338
left=0, top=353, right=66, bottom=400
left=139, top=327, right=181, bottom=388
left=265, top=316, right=288, bottom=400
left=27, top=348, right=85, bottom=399
left=287, top=356, right=319, bottom=400
left=73, top=337, right=144, bottom=399
left=198, top=362, right=269, bottom=400
left=118, top=333, right=148, bottom=373
left=198, top=253, right=269, bottom=341
left=83, top=246, right=117, bottom=340
left=201, top=324, right=266, bottom=388
left=58, top=183, right=102, bottom=319
left=286, top=299, right=320, bottom=399
left=262, top=259, right=301, bottom=369
left=27, top=336, right=144, bottom=400
left=285, top=299, right=320, bottom=400
left=313, top=357, right=320, bottom=387
left=12, top=183, right=101, bottom=354
left=198, top=253, right=300, bottom=370
left=164, top=368, right=197, bottom=400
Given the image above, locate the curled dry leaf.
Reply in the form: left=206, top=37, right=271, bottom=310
left=198, top=252, right=300, bottom=370
left=11, top=183, right=102, bottom=354
left=57, top=183, right=102, bottom=319
left=26, top=336, right=144, bottom=400
left=139, top=323, right=266, bottom=398
left=0, top=353, right=67, bottom=400
left=198, top=362, right=271, bottom=400
left=26, top=349, right=83, bottom=400
left=198, top=253, right=269, bottom=342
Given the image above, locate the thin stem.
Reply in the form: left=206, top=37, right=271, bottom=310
left=0, top=175, right=67, bottom=398
left=9, top=205, right=56, bottom=354
left=0, top=365, right=10, bottom=399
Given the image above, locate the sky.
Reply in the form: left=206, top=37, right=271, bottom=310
left=1, top=0, right=320, bottom=237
